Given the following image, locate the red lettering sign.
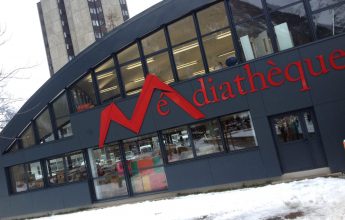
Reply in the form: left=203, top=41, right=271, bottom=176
left=99, top=74, right=206, bottom=148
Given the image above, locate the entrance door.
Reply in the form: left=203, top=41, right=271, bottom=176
left=271, top=109, right=327, bottom=173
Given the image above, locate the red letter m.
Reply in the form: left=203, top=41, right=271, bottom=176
left=99, top=74, right=205, bottom=148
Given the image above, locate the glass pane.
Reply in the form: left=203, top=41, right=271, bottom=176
left=236, top=16, right=273, bottom=60
left=162, top=126, right=193, bottom=162
left=230, top=0, right=264, bottom=24
left=9, top=141, right=19, bottom=153
left=191, top=120, right=224, bottom=156
left=142, top=29, right=167, bottom=55
left=221, top=111, right=258, bottom=151
left=173, top=40, right=205, bottom=80
left=47, top=157, right=65, bottom=185
left=270, top=3, right=313, bottom=51
left=21, top=124, right=35, bottom=149
left=147, top=52, right=174, bottom=84
left=10, top=164, right=27, bottom=193
left=95, top=59, right=120, bottom=102
left=310, top=0, right=345, bottom=11
left=203, top=29, right=236, bottom=71
left=65, top=151, right=87, bottom=183
left=313, top=5, right=345, bottom=39
left=266, top=0, right=301, bottom=10
left=273, top=114, right=304, bottom=143
left=120, top=62, right=145, bottom=96
left=71, top=73, right=97, bottom=112
left=197, top=2, right=229, bottom=35
left=53, top=93, right=73, bottom=138
left=36, top=109, right=54, bottom=144
left=123, top=134, right=167, bottom=194
left=304, top=112, right=316, bottom=136
left=88, top=143, right=128, bottom=200
left=26, top=162, right=44, bottom=190
left=131, top=167, right=168, bottom=194
left=168, top=16, right=197, bottom=46
left=117, top=43, right=140, bottom=64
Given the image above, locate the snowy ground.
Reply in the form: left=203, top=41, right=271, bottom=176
left=34, top=177, right=345, bottom=220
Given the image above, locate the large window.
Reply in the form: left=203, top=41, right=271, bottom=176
left=123, top=134, right=168, bottom=194
left=197, top=2, right=237, bottom=70
left=46, top=151, right=87, bottom=185
left=20, top=124, right=36, bottom=149
left=95, top=58, right=121, bottom=102
left=220, top=111, right=258, bottom=151
left=35, top=108, right=55, bottom=144
left=88, top=143, right=128, bottom=200
left=270, top=2, right=313, bottom=51
left=142, top=29, right=174, bottom=84
left=312, top=2, right=345, bottom=39
left=9, top=161, right=44, bottom=193
left=169, top=16, right=205, bottom=80
left=52, top=93, right=73, bottom=139
left=71, top=72, right=97, bottom=112
left=162, top=126, right=193, bottom=162
left=118, top=44, right=145, bottom=96
left=190, top=120, right=224, bottom=156
left=273, top=113, right=304, bottom=143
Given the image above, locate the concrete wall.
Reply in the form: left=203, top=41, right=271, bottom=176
left=102, top=0, right=124, bottom=32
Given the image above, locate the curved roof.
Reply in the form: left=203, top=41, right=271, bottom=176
left=0, top=0, right=217, bottom=151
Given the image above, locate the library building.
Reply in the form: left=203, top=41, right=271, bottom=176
left=0, top=0, right=345, bottom=219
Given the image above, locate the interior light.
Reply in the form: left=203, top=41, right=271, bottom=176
left=177, top=61, right=198, bottom=70
left=164, top=79, right=175, bottom=84
left=134, top=77, right=145, bottom=83
left=126, top=58, right=154, bottom=70
left=216, top=31, right=232, bottom=40
left=127, top=89, right=141, bottom=95
left=173, top=43, right=199, bottom=54
left=192, top=70, right=205, bottom=76
left=217, top=50, right=236, bottom=58
left=100, top=86, right=118, bottom=94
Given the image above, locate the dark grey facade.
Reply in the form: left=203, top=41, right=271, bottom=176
left=1, top=0, right=345, bottom=219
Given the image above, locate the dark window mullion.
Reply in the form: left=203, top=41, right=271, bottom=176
left=217, top=118, right=229, bottom=153
left=41, top=159, right=49, bottom=188
left=23, top=163, right=30, bottom=192
left=187, top=126, right=197, bottom=158
left=164, top=26, right=179, bottom=82
left=224, top=0, right=245, bottom=63
left=119, top=141, right=133, bottom=196
left=260, top=0, right=279, bottom=52
left=157, top=131, right=168, bottom=165
left=303, top=0, right=317, bottom=41
left=192, top=13, right=209, bottom=73
left=66, top=88, right=76, bottom=113
left=137, top=41, right=149, bottom=77
left=113, top=54, right=126, bottom=99
left=32, top=120, right=40, bottom=146
left=48, top=103, right=59, bottom=140
left=91, top=69, right=101, bottom=104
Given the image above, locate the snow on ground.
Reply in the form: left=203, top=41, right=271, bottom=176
left=34, top=177, right=345, bottom=220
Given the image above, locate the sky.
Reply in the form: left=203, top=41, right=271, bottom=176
left=0, top=0, right=161, bottom=110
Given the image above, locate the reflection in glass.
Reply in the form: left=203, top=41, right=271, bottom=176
left=273, top=114, right=303, bottom=143
left=117, top=44, right=140, bottom=64
left=142, top=29, right=167, bottom=55
left=10, top=164, right=27, bottom=193
left=221, top=111, right=258, bottom=150
left=9, top=142, right=19, bottom=153
left=309, top=0, right=345, bottom=11
left=53, top=93, right=73, bottom=138
left=191, top=120, right=224, bottom=156
left=230, top=0, right=263, bottom=24
left=36, top=109, right=54, bottom=144
left=95, top=59, right=120, bottom=102
left=168, top=16, right=197, bottom=46
left=203, top=29, right=235, bottom=71
left=304, top=112, right=316, bottom=136
left=270, top=3, right=312, bottom=50
left=26, top=162, right=44, bottom=190
left=236, top=17, right=273, bottom=60
left=197, top=2, right=229, bottom=35
left=121, top=63, right=145, bottom=95
left=266, top=0, right=300, bottom=10
left=173, top=40, right=205, bottom=80
left=20, top=124, right=36, bottom=148
left=146, top=52, right=174, bottom=84
left=123, top=134, right=167, bottom=193
left=88, top=143, right=128, bottom=200
left=313, top=5, right=345, bottom=39
left=46, top=157, right=65, bottom=185
left=71, top=73, right=97, bottom=112
left=162, top=126, right=193, bottom=162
